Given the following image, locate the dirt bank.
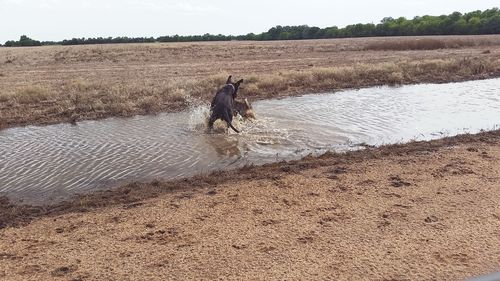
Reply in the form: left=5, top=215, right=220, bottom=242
left=1, top=130, right=499, bottom=280
left=1, top=35, right=500, bottom=129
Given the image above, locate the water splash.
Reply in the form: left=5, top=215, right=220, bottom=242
left=187, top=104, right=210, bottom=131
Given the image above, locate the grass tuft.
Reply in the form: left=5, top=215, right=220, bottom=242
left=363, top=38, right=481, bottom=51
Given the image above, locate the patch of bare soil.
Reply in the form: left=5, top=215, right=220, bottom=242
left=1, top=130, right=499, bottom=280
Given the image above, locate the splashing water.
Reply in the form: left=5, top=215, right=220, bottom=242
left=187, top=104, right=211, bottom=131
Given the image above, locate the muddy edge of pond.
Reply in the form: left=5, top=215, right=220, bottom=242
left=1, top=129, right=499, bottom=229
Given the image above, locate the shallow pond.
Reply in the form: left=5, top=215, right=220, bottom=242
left=1, top=78, right=499, bottom=204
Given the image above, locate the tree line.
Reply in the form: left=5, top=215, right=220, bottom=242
left=3, top=35, right=42, bottom=47
left=2, top=8, right=499, bottom=47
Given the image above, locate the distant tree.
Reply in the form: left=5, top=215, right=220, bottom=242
left=4, top=35, right=41, bottom=47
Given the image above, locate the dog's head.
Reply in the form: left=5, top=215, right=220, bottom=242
left=225, top=75, right=244, bottom=99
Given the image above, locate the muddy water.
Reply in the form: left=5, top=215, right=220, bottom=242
left=1, top=78, right=500, bottom=204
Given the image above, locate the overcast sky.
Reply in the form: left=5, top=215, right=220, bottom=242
left=1, top=0, right=498, bottom=42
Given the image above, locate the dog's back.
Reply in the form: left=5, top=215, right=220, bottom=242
left=208, top=85, right=239, bottom=133
left=208, top=76, right=244, bottom=133
left=211, top=85, right=235, bottom=114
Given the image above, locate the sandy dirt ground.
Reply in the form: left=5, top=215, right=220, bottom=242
left=1, top=130, right=499, bottom=280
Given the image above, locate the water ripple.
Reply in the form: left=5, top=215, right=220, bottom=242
left=1, top=78, right=500, bottom=204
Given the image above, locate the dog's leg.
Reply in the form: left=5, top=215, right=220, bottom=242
left=207, top=115, right=217, bottom=132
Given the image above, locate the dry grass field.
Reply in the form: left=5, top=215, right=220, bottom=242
left=1, top=35, right=500, bottom=129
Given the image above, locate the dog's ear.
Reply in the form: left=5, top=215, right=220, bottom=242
left=232, top=79, right=243, bottom=99
left=226, top=75, right=232, bottom=84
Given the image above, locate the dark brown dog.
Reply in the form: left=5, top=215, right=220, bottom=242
left=208, top=75, right=243, bottom=133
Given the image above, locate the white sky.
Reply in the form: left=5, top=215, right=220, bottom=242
left=1, top=0, right=498, bottom=43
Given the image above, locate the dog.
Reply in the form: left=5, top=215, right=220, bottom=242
left=207, top=75, right=244, bottom=133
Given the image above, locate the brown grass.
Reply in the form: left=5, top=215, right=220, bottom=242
left=363, top=37, right=493, bottom=51
left=1, top=35, right=500, bottom=129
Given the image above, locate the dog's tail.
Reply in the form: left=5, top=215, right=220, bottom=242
left=227, top=122, right=240, bottom=133
left=224, top=111, right=240, bottom=133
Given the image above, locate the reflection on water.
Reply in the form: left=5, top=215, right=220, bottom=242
left=205, top=135, right=243, bottom=158
left=1, top=78, right=500, bottom=204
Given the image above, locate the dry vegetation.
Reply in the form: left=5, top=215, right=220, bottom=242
left=363, top=37, right=498, bottom=51
left=1, top=35, right=500, bottom=129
